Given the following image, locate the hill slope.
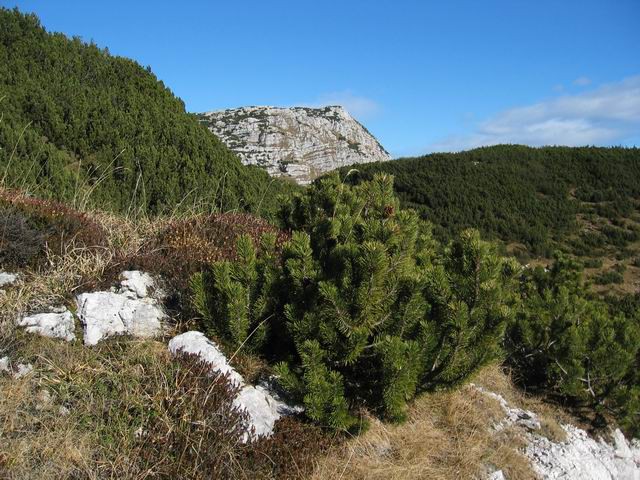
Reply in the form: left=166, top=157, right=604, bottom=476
left=0, top=8, right=294, bottom=215
left=338, top=145, right=640, bottom=292
left=198, top=105, right=390, bottom=184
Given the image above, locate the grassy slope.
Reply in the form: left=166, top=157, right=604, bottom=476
left=0, top=193, right=326, bottom=479
left=338, top=145, right=640, bottom=294
left=0, top=8, right=297, bottom=216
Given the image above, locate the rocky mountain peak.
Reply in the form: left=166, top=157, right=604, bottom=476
left=198, top=105, right=391, bottom=184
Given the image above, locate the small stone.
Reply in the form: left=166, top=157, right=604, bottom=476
left=13, top=363, right=33, bottom=378
left=0, top=272, right=18, bottom=288
left=0, top=356, right=10, bottom=373
left=17, top=310, right=76, bottom=341
left=120, top=270, right=154, bottom=298
left=489, top=470, right=505, bottom=480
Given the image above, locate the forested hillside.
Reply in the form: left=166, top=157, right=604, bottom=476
left=338, top=145, right=640, bottom=293
left=0, top=8, right=295, bottom=215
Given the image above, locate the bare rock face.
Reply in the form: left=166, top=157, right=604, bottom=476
left=198, top=105, right=391, bottom=184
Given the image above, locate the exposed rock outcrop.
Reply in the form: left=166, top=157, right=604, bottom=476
left=198, top=105, right=390, bottom=184
left=473, top=385, right=640, bottom=480
left=168, top=331, right=301, bottom=440
left=528, top=425, right=640, bottom=480
left=76, top=271, right=165, bottom=346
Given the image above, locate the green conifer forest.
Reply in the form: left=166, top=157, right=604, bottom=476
left=0, top=8, right=295, bottom=215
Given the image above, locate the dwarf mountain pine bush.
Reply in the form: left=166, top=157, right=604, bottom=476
left=505, top=255, right=640, bottom=431
left=193, top=173, right=518, bottom=429
left=191, top=233, right=280, bottom=352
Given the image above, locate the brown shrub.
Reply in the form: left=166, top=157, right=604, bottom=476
left=149, top=212, right=288, bottom=272
left=0, top=206, right=45, bottom=267
left=0, top=336, right=331, bottom=480
left=246, top=417, right=337, bottom=480
left=0, top=189, right=108, bottom=269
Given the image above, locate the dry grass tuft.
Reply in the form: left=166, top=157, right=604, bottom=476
left=311, top=365, right=557, bottom=480
left=473, top=364, right=569, bottom=443
left=0, top=335, right=330, bottom=479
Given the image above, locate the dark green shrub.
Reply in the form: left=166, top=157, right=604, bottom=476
left=194, top=174, right=518, bottom=429
left=505, top=256, right=640, bottom=423
left=118, top=212, right=289, bottom=319
left=601, top=225, right=639, bottom=248
left=191, top=232, right=279, bottom=352
left=594, top=269, right=624, bottom=285
left=615, top=248, right=636, bottom=261
left=0, top=8, right=297, bottom=216
left=582, top=257, right=603, bottom=269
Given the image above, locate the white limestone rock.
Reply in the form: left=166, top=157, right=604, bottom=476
left=472, top=385, right=640, bottom=480
left=120, top=270, right=155, bottom=298
left=235, top=385, right=281, bottom=439
left=0, top=272, right=18, bottom=288
left=0, top=356, right=9, bottom=373
left=471, top=384, right=541, bottom=431
left=198, top=105, right=391, bottom=185
left=17, top=310, right=76, bottom=341
left=168, top=331, right=300, bottom=440
left=168, top=330, right=243, bottom=386
left=76, top=271, right=165, bottom=346
left=13, top=362, right=33, bottom=378
left=527, top=425, right=640, bottom=480
left=489, top=471, right=506, bottom=480
left=0, top=356, right=32, bottom=378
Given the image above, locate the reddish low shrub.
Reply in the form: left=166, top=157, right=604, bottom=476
left=0, top=206, right=46, bottom=267
left=246, top=417, right=336, bottom=479
left=0, top=189, right=108, bottom=268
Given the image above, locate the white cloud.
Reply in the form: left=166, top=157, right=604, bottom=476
left=430, top=75, right=640, bottom=152
left=573, top=76, right=592, bottom=86
left=301, top=90, right=380, bottom=120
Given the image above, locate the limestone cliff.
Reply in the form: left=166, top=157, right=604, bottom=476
left=197, top=105, right=391, bottom=184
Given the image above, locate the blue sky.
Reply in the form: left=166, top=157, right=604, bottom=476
left=4, top=0, right=640, bottom=157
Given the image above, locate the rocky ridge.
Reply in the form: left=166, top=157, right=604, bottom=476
left=198, top=105, right=391, bottom=184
